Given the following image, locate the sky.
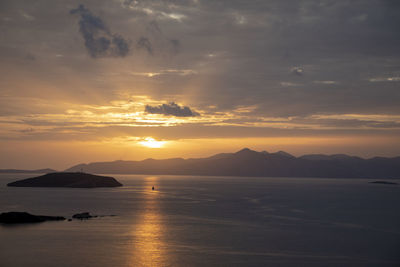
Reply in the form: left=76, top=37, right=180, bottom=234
left=0, top=0, right=400, bottom=169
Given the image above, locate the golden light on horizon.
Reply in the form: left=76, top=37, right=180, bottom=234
left=138, top=137, right=166, bottom=148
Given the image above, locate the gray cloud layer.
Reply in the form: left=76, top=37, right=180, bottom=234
left=70, top=4, right=129, bottom=58
left=1, top=0, right=400, bottom=125
left=145, top=102, right=199, bottom=117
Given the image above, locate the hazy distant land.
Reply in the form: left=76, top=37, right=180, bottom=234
left=0, top=168, right=56, bottom=174
left=63, top=148, right=400, bottom=179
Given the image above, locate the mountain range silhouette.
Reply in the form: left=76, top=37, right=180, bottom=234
left=64, top=148, right=400, bottom=179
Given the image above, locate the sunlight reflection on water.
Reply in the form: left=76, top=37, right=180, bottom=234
left=129, top=176, right=169, bottom=267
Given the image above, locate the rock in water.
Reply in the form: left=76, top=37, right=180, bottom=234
left=7, top=172, right=122, bottom=188
left=0, top=212, right=65, bottom=224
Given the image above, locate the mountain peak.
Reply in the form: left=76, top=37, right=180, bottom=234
left=235, top=148, right=257, bottom=155
left=274, top=151, right=295, bottom=158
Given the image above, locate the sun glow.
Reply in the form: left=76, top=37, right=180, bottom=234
left=138, top=137, right=166, bottom=148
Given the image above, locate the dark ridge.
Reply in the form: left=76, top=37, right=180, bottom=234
left=64, top=148, right=400, bottom=179
left=7, top=172, right=122, bottom=188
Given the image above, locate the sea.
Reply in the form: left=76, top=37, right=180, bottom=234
left=0, top=174, right=399, bottom=267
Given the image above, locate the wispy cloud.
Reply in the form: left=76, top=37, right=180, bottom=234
left=137, top=37, right=153, bottom=55
left=280, top=82, right=300, bottom=87
left=130, top=69, right=197, bottom=77
left=122, top=0, right=187, bottom=22
left=290, top=66, right=304, bottom=76
left=369, top=77, right=400, bottom=82
left=20, top=11, right=35, bottom=21
left=313, top=80, right=337, bottom=85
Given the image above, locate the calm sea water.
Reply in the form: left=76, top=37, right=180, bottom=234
left=0, top=174, right=399, bottom=267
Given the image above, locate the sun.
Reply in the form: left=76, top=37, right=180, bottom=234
left=138, top=137, right=166, bottom=148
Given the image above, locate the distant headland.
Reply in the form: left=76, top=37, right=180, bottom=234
left=7, top=172, right=122, bottom=188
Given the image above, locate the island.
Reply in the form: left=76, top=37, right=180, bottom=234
left=7, top=172, right=123, bottom=188
left=0, top=212, right=65, bottom=224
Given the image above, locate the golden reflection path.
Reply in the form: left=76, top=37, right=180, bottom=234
left=129, top=176, right=169, bottom=267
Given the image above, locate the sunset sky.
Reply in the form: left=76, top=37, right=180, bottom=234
left=1, top=0, right=400, bottom=169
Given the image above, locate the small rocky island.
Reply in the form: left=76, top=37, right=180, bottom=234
left=7, top=172, right=122, bottom=188
left=72, top=212, right=97, bottom=219
left=0, top=212, right=65, bottom=224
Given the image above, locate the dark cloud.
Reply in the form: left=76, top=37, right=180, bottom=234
left=70, top=4, right=129, bottom=58
left=137, top=37, right=153, bottom=55
left=147, top=20, right=162, bottom=34
left=144, top=20, right=181, bottom=55
left=169, top=39, right=180, bottom=53
left=145, top=102, right=199, bottom=117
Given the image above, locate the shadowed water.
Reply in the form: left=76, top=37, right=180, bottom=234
left=0, top=174, right=399, bottom=267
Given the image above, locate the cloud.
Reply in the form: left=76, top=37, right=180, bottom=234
left=20, top=11, right=35, bottom=21
left=313, top=80, right=337, bottom=85
left=70, top=4, right=129, bottom=58
left=130, top=69, right=197, bottom=77
left=2, top=0, right=400, bottom=132
left=145, top=102, right=199, bottom=117
left=169, top=39, right=180, bottom=53
left=280, top=82, right=299, bottom=87
left=369, top=77, right=400, bottom=82
left=137, top=37, right=153, bottom=55
left=18, top=127, right=34, bottom=133
left=144, top=20, right=181, bottom=55
left=122, top=0, right=187, bottom=22
left=291, top=66, right=304, bottom=76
